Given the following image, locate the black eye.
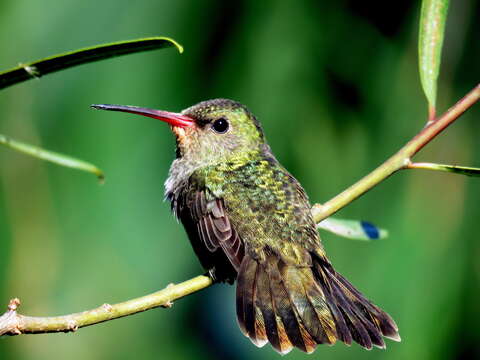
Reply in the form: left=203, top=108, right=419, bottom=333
left=212, top=117, right=229, bottom=134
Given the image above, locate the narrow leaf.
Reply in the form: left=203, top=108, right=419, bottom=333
left=419, top=0, right=450, bottom=120
left=317, top=217, right=388, bottom=241
left=0, top=133, right=104, bottom=182
left=0, top=37, right=183, bottom=90
left=407, top=162, right=480, bottom=177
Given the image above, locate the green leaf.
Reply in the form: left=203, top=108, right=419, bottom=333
left=419, top=0, right=450, bottom=120
left=0, top=133, right=104, bottom=182
left=317, top=217, right=388, bottom=241
left=0, top=37, right=183, bottom=90
left=407, top=162, right=480, bottom=177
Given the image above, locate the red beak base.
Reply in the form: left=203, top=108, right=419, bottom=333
left=91, top=104, right=195, bottom=128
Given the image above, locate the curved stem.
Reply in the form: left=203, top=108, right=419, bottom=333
left=0, top=37, right=182, bottom=90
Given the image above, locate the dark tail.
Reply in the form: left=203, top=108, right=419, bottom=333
left=236, top=254, right=400, bottom=354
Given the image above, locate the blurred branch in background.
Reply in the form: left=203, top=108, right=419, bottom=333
left=0, top=133, right=105, bottom=182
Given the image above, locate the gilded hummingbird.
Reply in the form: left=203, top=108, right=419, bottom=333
left=92, top=99, right=400, bottom=354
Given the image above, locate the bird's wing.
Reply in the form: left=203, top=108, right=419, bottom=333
left=172, top=177, right=245, bottom=272
left=171, top=162, right=399, bottom=353
left=189, top=190, right=244, bottom=270
left=171, top=157, right=319, bottom=270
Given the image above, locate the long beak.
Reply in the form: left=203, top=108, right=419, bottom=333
left=91, top=104, right=194, bottom=128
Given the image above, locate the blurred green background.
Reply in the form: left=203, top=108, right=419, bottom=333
left=0, top=1, right=479, bottom=359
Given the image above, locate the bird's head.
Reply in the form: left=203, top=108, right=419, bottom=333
left=92, top=99, right=266, bottom=165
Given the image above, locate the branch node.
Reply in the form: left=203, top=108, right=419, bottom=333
left=161, top=301, right=174, bottom=308
left=67, top=320, right=78, bottom=332
left=161, top=284, right=176, bottom=308
left=102, top=303, right=113, bottom=312
left=8, top=298, right=21, bottom=312
left=403, top=158, right=412, bottom=168
left=19, top=63, right=41, bottom=79
left=0, top=299, right=22, bottom=336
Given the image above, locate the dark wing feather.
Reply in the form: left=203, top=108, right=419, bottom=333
left=189, top=190, right=244, bottom=271
left=236, top=255, right=268, bottom=347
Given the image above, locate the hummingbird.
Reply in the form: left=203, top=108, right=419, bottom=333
left=92, top=99, right=400, bottom=354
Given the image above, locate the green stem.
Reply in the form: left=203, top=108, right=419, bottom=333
left=312, top=83, right=480, bottom=222
left=406, top=162, right=480, bottom=177
left=0, top=275, right=212, bottom=335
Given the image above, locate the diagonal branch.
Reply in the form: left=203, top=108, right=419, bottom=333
left=311, top=83, right=480, bottom=222
left=1, top=83, right=479, bottom=337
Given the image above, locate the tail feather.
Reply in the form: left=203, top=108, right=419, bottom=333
left=332, top=284, right=386, bottom=349
left=318, top=264, right=378, bottom=349
left=282, top=265, right=336, bottom=346
left=265, top=262, right=309, bottom=353
left=236, top=256, right=268, bottom=347
left=327, top=265, right=398, bottom=346
left=334, top=271, right=399, bottom=341
left=236, top=254, right=400, bottom=353
left=255, top=262, right=286, bottom=352
left=310, top=271, right=353, bottom=345
left=236, top=256, right=253, bottom=336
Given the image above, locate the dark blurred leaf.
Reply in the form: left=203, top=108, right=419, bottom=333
left=0, top=133, right=104, bottom=182
left=419, top=0, right=449, bottom=119
left=0, top=37, right=183, bottom=90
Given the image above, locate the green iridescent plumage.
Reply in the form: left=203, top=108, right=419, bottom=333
left=163, top=99, right=400, bottom=353
left=93, top=98, right=400, bottom=353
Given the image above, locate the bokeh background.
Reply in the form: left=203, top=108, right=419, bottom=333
left=0, top=1, right=479, bottom=359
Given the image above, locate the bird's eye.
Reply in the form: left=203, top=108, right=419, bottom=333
left=211, top=118, right=229, bottom=134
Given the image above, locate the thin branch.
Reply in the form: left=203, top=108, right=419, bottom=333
left=0, top=275, right=212, bottom=336
left=311, top=83, right=480, bottom=223
left=406, top=162, right=480, bottom=177
left=1, top=83, right=479, bottom=337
